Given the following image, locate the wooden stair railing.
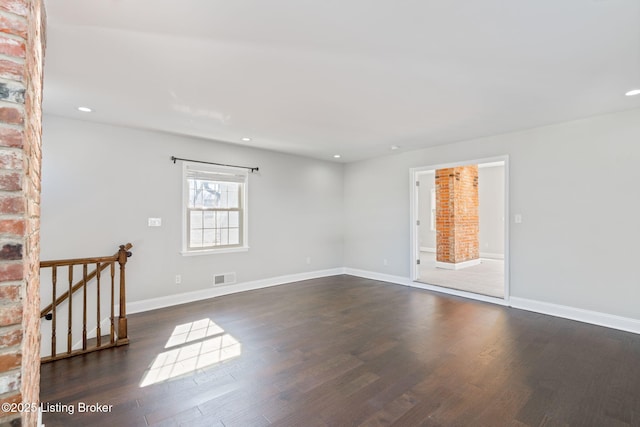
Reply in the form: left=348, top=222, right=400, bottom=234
left=39, top=243, right=133, bottom=363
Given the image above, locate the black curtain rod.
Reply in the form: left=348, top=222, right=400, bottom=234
left=171, top=156, right=259, bottom=173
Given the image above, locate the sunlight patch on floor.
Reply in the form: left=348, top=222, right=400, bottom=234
left=164, top=318, right=226, bottom=348
left=140, top=318, right=241, bottom=387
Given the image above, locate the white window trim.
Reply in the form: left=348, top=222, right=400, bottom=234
left=180, top=161, right=249, bottom=255
left=180, top=246, right=249, bottom=256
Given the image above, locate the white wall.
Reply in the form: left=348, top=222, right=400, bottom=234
left=40, top=116, right=344, bottom=304
left=478, top=164, right=505, bottom=257
left=41, top=108, right=640, bottom=325
left=344, top=108, right=640, bottom=320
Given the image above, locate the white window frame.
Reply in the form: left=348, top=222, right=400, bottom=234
left=181, top=162, right=249, bottom=256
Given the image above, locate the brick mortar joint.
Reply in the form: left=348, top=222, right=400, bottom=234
left=0, top=322, right=20, bottom=330
left=0, top=345, right=21, bottom=357
left=0, top=53, right=24, bottom=65
left=0, top=215, right=26, bottom=221
left=0, top=279, right=25, bottom=287
left=0, top=28, right=26, bottom=44
left=0, top=9, right=28, bottom=23
left=0, top=218, right=27, bottom=223
left=0, top=324, right=21, bottom=336
left=0, top=298, right=23, bottom=307
left=0, top=76, right=25, bottom=88
left=0, top=146, right=24, bottom=154
left=0, top=122, right=24, bottom=132
left=0, top=99, right=24, bottom=112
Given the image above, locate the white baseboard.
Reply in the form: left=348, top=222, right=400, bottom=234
left=510, top=297, right=640, bottom=335
left=344, top=268, right=507, bottom=306
left=480, top=252, right=504, bottom=260
left=435, top=259, right=482, bottom=270
left=126, top=268, right=344, bottom=314
left=409, top=281, right=508, bottom=306
left=343, top=268, right=412, bottom=286
left=345, top=268, right=640, bottom=335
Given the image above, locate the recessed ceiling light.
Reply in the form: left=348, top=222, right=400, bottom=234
left=390, top=145, right=400, bottom=150
left=77, top=106, right=92, bottom=112
left=241, top=137, right=252, bottom=142
left=625, top=89, right=640, bottom=97
left=333, top=154, right=341, bottom=159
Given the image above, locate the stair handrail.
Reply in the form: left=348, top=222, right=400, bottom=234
left=39, top=243, right=133, bottom=363
left=40, top=243, right=132, bottom=318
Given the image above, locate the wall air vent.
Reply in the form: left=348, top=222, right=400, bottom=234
left=213, top=272, right=236, bottom=286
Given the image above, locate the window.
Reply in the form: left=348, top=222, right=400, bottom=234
left=182, top=163, right=248, bottom=254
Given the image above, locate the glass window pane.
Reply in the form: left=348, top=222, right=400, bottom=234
left=220, top=228, right=229, bottom=246
left=190, top=211, right=203, bottom=229
left=203, top=230, right=216, bottom=246
left=195, top=180, right=211, bottom=208
left=189, top=180, right=201, bottom=208
left=228, top=189, right=239, bottom=208
left=220, top=190, right=228, bottom=208
left=212, top=183, right=222, bottom=208
left=190, top=230, right=203, bottom=247
left=200, top=182, right=213, bottom=208
left=229, top=228, right=239, bottom=245
left=229, top=211, right=239, bottom=227
left=203, top=211, right=215, bottom=228
left=217, top=211, right=228, bottom=228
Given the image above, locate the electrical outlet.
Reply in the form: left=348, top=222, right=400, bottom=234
left=514, top=214, right=523, bottom=224
left=175, top=275, right=181, bottom=284
left=148, top=218, right=162, bottom=227
left=383, top=259, right=388, bottom=266
left=306, top=257, right=311, bottom=265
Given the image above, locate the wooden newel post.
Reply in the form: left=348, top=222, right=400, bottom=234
left=117, top=243, right=132, bottom=345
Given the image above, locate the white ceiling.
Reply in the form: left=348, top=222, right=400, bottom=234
left=43, top=0, right=640, bottom=162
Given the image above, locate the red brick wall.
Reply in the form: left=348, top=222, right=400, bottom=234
left=435, top=165, right=479, bottom=264
left=0, top=0, right=45, bottom=426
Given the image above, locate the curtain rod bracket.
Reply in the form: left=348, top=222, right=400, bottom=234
left=171, top=156, right=259, bottom=173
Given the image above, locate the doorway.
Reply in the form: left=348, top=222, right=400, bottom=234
left=410, top=156, right=509, bottom=301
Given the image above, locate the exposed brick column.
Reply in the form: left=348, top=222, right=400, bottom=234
left=435, top=165, right=480, bottom=269
left=0, top=1, right=46, bottom=426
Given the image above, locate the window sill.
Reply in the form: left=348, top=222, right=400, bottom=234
left=180, top=246, right=249, bottom=256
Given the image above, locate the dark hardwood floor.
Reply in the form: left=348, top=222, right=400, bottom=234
left=40, top=275, right=640, bottom=426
